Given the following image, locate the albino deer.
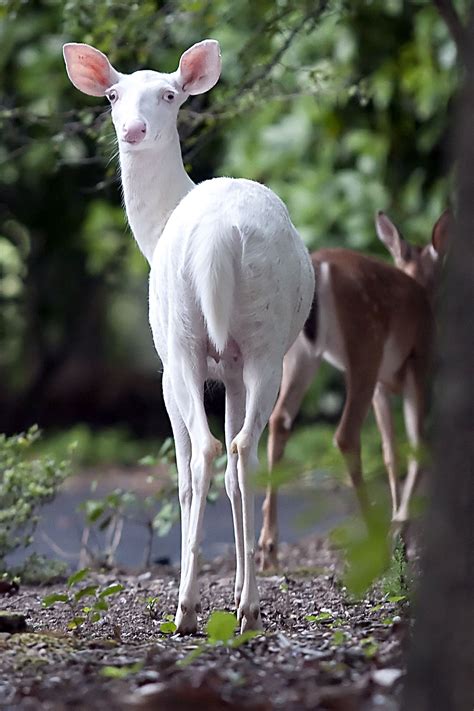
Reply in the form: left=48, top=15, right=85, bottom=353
left=63, top=40, right=314, bottom=632
left=258, top=210, right=451, bottom=570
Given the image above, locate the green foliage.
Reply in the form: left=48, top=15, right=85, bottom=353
left=9, top=552, right=68, bottom=585
left=145, top=596, right=160, bottom=619
left=34, top=425, right=161, bottom=468
left=206, top=610, right=238, bottom=643
left=0, top=0, right=461, bottom=426
left=382, top=538, right=410, bottom=598
left=331, top=496, right=391, bottom=598
left=178, top=610, right=261, bottom=667
left=100, top=662, right=143, bottom=679
left=42, top=568, right=124, bottom=630
left=305, top=611, right=333, bottom=623
left=0, top=426, right=70, bottom=570
left=159, top=619, right=177, bottom=635
left=77, top=436, right=225, bottom=568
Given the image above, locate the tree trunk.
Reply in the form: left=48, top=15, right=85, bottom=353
left=402, top=13, right=474, bottom=711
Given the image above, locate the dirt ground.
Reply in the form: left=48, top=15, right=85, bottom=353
left=0, top=537, right=407, bottom=710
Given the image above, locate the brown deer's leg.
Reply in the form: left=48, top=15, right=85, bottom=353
left=335, top=367, right=379, bottom=526
left=258, top=335, right=321, bottom=570
left=396, top=364, right=425, bottom=524
left=372, top=382, right=400, bottom=518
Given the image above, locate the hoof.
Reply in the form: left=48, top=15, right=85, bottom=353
left=237, top=602, right=263, bottom=633
left=175, top=602, right=199, bottom=635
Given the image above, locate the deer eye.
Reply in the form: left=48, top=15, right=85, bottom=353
left=107, top=89, right=118, bottom=103
left=163, top=90, right=176, bottom=103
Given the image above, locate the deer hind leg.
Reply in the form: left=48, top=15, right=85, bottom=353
left=372, top=382, right=400, bottom=518
left=168, top=348, right=222, bottom=635
left=395, top=364, right=425, bottom=525
left=259, top=336, right=321, bottom=570
left=335, top=367, right=379, bottom=526
left=231, top=357, right=283, bottom=633
left=222, top=370, right=246, bottom=609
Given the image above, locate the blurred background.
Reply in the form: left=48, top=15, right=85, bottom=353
left=0, top=0, right=465, bottom=570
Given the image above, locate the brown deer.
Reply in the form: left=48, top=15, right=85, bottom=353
left=258, top=210, right=451, bottom=569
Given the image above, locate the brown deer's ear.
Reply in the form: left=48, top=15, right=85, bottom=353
left=432, top=208, right=453, bottom=257
left=375, top=211, right=410, bottom=262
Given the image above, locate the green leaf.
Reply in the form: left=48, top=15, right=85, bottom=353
left=138, top=455, right=156, bottom=466
left=206, top=611, right=237, bottom=644
left=98, top=583, right=124, bottom=598
left=100, top=662, right=143, bottom=678
left=332, top=630, right=346, bottom=646
left=42, top=593, right=69, bottom=607
left=158, top=437, right=175, bottom=458
left=387, top=595, right=406, bottom=603
left=93, top=599, right=109, bottom=611
left=177, top=646, right=204, bottom=668
left=67, top=568, right=90, bottom=588
left=68, top=616, right=86, bottom=629
left=305, top=611, right=333, bottom=623
left=361, top=637, right=379, bottom=658
left=159, top=621, right=177, bottom=634
left=74, top=585, right=99, bottom=602
left=82, top=500, right=106, bottom=523
left=90, top=612, right=101, bottom=623
left=231, top=630, right=261, bottom=647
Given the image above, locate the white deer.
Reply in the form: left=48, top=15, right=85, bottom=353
left=258, top=210, right=451, bottom=569
left=63, top=40, right=314, bottom=633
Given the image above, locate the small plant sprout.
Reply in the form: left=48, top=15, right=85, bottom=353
left=145, top=596, right=160, bottom=619
left=159, top=614, right=177, bottom=635
left=100, top=662, right=143, bottom=679
left=42, top=568, right=124, bottom=630
left=305, top=610, right=333, bottom=624
left=178, top=611, right=262, bottom=667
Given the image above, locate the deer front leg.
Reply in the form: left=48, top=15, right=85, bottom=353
left=162, top=373, right=192, bottom=597
left=259, top=337, right=321, bottom=571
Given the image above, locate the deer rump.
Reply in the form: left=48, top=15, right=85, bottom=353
left=149, top=177, right=311, bottom=371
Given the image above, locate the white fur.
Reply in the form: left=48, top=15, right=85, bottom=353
left=64, top=40, right=314, bottom=634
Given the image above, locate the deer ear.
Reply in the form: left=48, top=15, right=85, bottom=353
left=375, top=211, right=410, bottom=262
left=175, top=39, right=221, bottom=95
left=63, top=43, right=120, bottom=97
left=431, top=208, right=452, bottom=257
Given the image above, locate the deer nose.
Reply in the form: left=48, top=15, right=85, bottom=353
left=122, top=120, right=147, bottom=144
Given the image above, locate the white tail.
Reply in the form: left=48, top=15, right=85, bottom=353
left=258, top=210, right=452, bottom=570
left=64, top=40, right=314, bottom=632
left=191, top=223, right=238, bottom=354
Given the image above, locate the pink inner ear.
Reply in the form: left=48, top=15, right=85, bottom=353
left=80, top=52, right=110, bottom=88
left=180, top=48, right=207, bottom=89
left=64, top=44, right=115, bottom=96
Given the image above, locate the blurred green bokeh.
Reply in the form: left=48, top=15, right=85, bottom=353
left=0, top=0, right=463, bottom=439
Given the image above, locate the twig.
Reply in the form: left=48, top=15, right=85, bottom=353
left=40, top=531, right=79, bottom=561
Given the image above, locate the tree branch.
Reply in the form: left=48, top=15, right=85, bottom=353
left=433, top=0, right=469, bottom=64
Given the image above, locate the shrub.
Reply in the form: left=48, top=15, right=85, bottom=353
left=0, top=426, right=70, bottom=571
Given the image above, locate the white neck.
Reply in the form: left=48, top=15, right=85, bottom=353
left=119, top=129, right=195, bottom=264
